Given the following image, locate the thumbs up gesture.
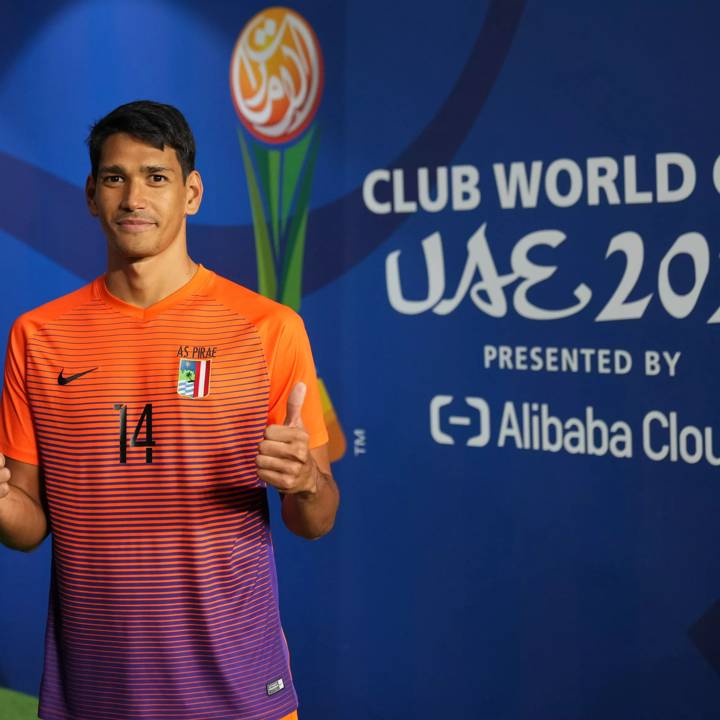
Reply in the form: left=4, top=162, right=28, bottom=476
left=256, top=382, right=318, bottom=495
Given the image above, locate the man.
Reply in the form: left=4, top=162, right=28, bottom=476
left=0, top=100, right=339, bottom=720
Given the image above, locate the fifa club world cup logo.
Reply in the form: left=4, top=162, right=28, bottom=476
left=230, top=7, right=346, bottom=461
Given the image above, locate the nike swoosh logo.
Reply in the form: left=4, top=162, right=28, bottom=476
left=57, top=367, right=98, bottom=386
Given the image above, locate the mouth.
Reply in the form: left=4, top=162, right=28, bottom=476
left=115, top=218, right=157, bottom=234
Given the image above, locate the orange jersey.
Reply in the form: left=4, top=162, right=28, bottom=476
left=0, top=265, right=326, bottom=720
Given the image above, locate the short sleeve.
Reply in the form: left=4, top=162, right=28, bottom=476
left=0, top=318, right=39, bottom=465
left=266, top=313, right=329, bottom=449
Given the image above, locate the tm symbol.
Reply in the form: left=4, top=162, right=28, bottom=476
left=353, top=429, right=367, bottom=456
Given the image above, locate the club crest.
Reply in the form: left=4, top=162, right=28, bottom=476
left=177, top=359, right=211, bottom=399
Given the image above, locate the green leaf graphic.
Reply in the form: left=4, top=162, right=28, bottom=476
left=280, top=129, right=321, bottom=311
left=268, top=149, right=281, bottom=255
left=238, top=131, right=277, bottom=300
left=251, top=143, right=282, bottom=256
left=281, top=127, right=315, bottom=237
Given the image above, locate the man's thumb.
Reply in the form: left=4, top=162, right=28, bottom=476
left=284, top=382, right=307, bottom=427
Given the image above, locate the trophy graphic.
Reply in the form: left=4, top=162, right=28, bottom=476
left=230, top=6, right=346, bottom=461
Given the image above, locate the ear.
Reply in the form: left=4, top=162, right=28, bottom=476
left=85, top=175, right=98, bottom=216
left=185, top=170, right=204, bottom=216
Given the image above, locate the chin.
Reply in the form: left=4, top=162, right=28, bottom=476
left=111, top=239, right=166, bottom=262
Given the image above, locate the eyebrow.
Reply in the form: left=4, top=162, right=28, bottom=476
left=143, top=165, right=176, bottom=174
left=98, top=164, right=176, bottom=174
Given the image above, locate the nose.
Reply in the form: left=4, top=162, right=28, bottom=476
left=120, top=178, right=146, bottom=211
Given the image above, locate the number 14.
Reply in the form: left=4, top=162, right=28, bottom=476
left=113, top=403, right=155, bottom=463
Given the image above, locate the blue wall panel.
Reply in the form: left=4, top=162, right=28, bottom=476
left=2, top=2, right=720, bottom=718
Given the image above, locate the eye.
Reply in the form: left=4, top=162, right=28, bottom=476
left=102, top=175, right=123, bottom=184
left=150, top=175, right=168, bottom=183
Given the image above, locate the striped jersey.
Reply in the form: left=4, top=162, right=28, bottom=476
left=0, top=265, right=328, bottom=720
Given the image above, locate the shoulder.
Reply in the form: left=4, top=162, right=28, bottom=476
left=208, top=271, right=303, bottom=332
left=10, top=282, right=96, bottom=344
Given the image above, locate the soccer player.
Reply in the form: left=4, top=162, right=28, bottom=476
left=0, top=100, right=339, bottom=720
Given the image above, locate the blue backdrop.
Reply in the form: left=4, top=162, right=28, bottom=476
left=2, top=1, right=720, bottom=718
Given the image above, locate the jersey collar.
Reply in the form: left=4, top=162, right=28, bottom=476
left=93, top=264, right=215, bottom=320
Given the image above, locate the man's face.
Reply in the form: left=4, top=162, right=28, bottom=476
left=86, top=133, right=203, bottom=261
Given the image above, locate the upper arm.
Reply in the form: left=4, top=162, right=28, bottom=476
left=265, top=313, right=329, bottom=449
left=5, top=456, right=43, bottom=509
left=1, top=318, right=40, bottom=466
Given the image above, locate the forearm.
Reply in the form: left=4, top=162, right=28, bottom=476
left=281, top=466, right=339, bottom=540
left=0, top=485, right=48, bottom=551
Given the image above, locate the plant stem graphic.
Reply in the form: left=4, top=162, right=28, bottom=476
left=238, top=126, right=320, bottom=311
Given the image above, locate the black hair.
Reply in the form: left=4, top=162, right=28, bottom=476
left=86, top=100, right=196, bottom=181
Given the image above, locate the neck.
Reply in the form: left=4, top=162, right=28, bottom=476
left=105, top=249, right=198, bottom=309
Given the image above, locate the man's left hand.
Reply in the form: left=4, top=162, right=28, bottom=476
left=256, top=382, right=318, bottom=495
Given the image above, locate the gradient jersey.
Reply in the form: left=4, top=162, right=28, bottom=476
left=0, top=265, right=327, bottom=720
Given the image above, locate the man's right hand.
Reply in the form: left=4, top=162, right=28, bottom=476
left=0, top=454, right=47, bottom=551
left=0, top=453, right=10, bottom=499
